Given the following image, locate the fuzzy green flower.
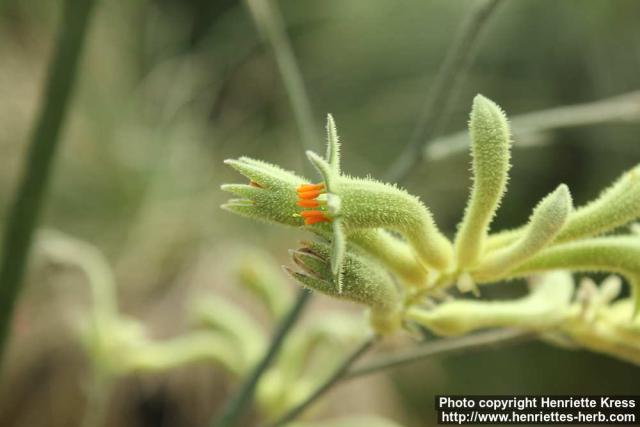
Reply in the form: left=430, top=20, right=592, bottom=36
left=222, top=157, right=306, bottom=227
left=407, top=270, right=575, bottom=336
left=223, top=115, right=453, bottom=293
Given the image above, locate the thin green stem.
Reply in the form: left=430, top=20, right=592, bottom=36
left=346, top=328, right=531, bottom=380
left=264, top=335, right=378, bottom=427
left=211, top=288, right=312, bottom=427
left=263, top=329, right=527, bottom=427
left=0, top=0, right=96, bottom=367
left=244, top=0, right=319, bottom=152
left=384, top=0, right=503, bottom=183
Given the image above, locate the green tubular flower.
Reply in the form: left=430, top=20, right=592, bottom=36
left=221, top=157, right=306, bottom=226
left=554, top=164, right=640, bottom=243
left=573, top=275, right=622, bottom=323
left=561, top=306, right=640, bottom=365
left=284, top=240, right=402, bottom=335
left=486, top=164, right=640, bottom=251
left=236, top=250, right=293, bottom=318
left=407, top=270, right=574, bottom=336
left=348, top=229, right=428, bottom=287
left=190, top=296, right=266, bottom=366
left=552, top=276, right=640, bottom=366
left=329, top=174, right=453, bottom=272
left=560, top=298, right=640, bottom=365
left=37, top=229, right=117, bottom=324
left=275, top=313, right=366, bottom=387
left=472, top=184, right=573, bottom=282
left=258, top=313, right=366, bottom=418
left=82, top=313, right=245, bottom=377
left=121, top=331, right=245, bottom=375
left=511, top=236, right=640, bottom=315
left=455, top=95, right=511, bottom=270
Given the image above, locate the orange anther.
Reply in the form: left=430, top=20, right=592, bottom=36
left=298, top=190, right=322, bottom=200
left=305, top=216, right=331, bottom=225
left=297, top=183, right=325, bottom=193
left=297, top=199, right=320, bottom=208
left=249, top=180, right=263, bottom=188
left=300, top=210, right=326, bottom=218
left=296, top=183, right=330, bottom=225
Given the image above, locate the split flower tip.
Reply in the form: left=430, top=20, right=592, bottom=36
left=553, top=183, right=573, bottom=208
left=286, top=240, right=400, bottom=307
left=530, top=183, right=573, bottom=233
left=471, top=94, right=509, bottom=124
left=555, top=163, right=640, bottom=243
left=469, top=94, right=511, bottom=157
left=222, top=157, right=307, bottom=226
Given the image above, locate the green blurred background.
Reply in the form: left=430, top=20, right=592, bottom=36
left=0, top=0, right=639, bottom=426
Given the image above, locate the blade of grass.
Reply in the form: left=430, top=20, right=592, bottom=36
left=212, top=288, right=312, bottom=427
left=384, top=0, right=504, bottom=183
left=0, top=0, right=97, bottom=367
left=244, top=0, right=319, bottom=152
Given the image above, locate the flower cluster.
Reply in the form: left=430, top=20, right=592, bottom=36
left=222, top=94, right=640, bottom=366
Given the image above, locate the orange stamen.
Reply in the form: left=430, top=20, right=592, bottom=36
left=305, top=216, right=331, bottom=225
left=249, top=180, right=263, bottom=188
left=298, top=190, right=322, bottom=200
left=300, top=210, right=331, bottom=225
left=296, top=183, right=330, bottom=225
left=297, top=183, right=325, bottom=193
left=301, top=210, right=326, bottom=218
left=297, top=199, right=320, bottom=208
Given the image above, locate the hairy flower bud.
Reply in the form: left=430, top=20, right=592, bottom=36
left=330, top=176, right=453, bottom=272
left=455, top=95, right=511, bottom=269
left=556, top=164, right=640, bottom=243
left=407, top=271, right=574, bottom=336
left=486, top=164, right=640, bottom=251
left=348, top=229, right=428, bottom=287
left=284, top=240, right=402, bottom=334
left=512, top=236, right=640, bottom=316
left=473, top=184, right=573, bottom=282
